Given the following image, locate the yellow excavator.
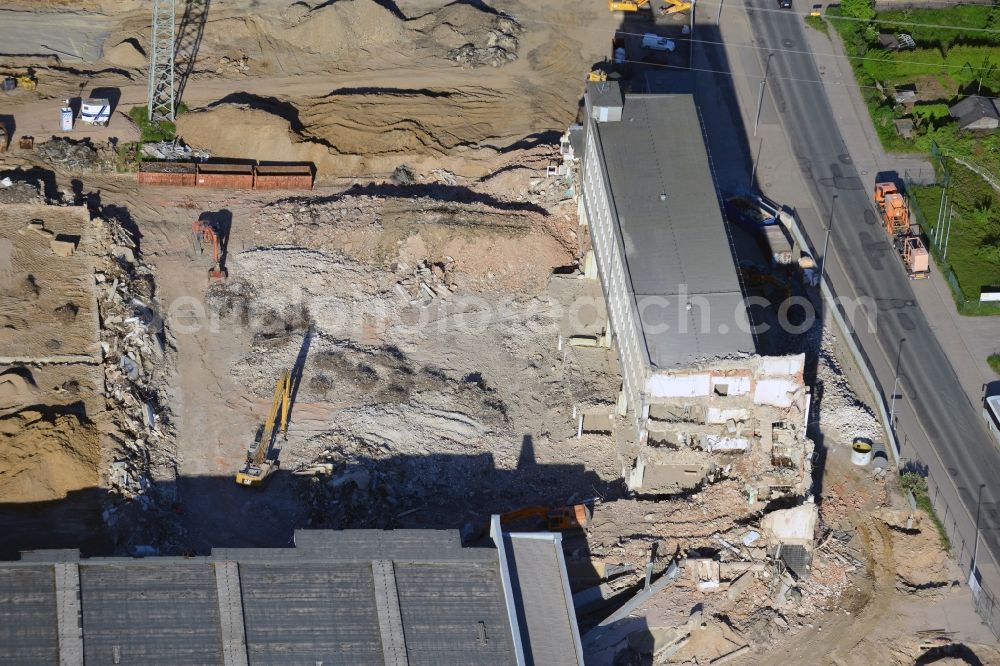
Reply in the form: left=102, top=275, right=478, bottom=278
left=608, top=0, right=689, bottom=13
left=235, top=370, right=291, bottom=487
left=16, top=74, right=37, bottom=90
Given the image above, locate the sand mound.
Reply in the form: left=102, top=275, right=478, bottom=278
left=286, top=0, right=407, bottom=55
left=0, top=409, right=100, bottom=503
left=176, top=105, right=331, bottom=167
left=177, top=86, right=535, bottom=178
left=0, top=369, right=39, bottom=415
left=891, top=512, right=957, bottom=593
left=102, top=38, right=147, bottom=69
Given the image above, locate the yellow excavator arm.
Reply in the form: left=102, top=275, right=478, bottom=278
left=609, top=0, right=649, bottom=11
left=660, top=0, right=691, bottom=13
left=236, top=370, right=291, bottom=486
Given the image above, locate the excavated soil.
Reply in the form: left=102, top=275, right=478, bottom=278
left=0, top=409, right=100, bottom=503
left=0, top=206, right=101, bottom=362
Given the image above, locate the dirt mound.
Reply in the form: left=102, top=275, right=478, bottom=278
left=101, top=38, right=146, bottom=69
left=890, top=513, right=958, bottom=593
left=0, top=368, right=39, bottom=415
left=176, top=104, right=331, bottom=169
left=286, top=0, right=407, bottom=56
left=0, top=409, right=100, bottom=503
left=249, top=193, right=575, bottom=293
left=178, top=85, right=553, bottom=178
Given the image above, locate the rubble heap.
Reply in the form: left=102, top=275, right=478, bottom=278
left=93, top=213, right=177, bottom=532
left=448, top=15, right=523, bottom=68
left=0, top=178, right=43, bottom=204
left=35, top=137, right=99, bottom=171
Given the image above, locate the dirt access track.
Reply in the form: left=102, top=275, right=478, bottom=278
left=0, top=0, right=618, bottom=181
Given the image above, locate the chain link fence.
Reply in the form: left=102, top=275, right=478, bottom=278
left=921, top=469, right=1000, bottom=638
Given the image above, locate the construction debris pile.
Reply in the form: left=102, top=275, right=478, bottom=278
left=0, top=177, right=43, bottom=204
left=34, top=137, right=100, bottom=171
left=248, top=192, right=576, bottom=293
left=447, top=14, right=523, bottom=68
left=92, top=212, right=177, bottom=536
left=200, top=242, right=622, bottom=529
left=816, top=329, right=882, bottom=445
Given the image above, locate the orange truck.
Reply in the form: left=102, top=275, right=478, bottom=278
left=874, top=181, right=929, bottom=280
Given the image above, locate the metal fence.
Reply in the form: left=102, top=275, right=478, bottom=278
left=922, top=469, right=1000, bottom=637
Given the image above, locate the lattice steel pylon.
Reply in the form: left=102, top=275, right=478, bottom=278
left=147, top=0, right=177, bottom=123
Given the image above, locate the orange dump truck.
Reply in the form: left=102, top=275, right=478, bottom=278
left=874, top=181, right=929, bottom=280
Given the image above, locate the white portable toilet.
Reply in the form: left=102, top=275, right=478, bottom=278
left=60, top=106, right=73, bottom=131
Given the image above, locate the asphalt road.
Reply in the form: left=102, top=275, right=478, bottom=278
left=743, top=4, right=1000, bottom=572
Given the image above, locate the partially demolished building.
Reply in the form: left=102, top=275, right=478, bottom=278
left=576, top=84, right=813, bottom=501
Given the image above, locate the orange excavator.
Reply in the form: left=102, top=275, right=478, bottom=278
left=192, top=218, right=227, bottom=280
left=500, top=504, right=593, bottom=531
left=874, top=182, right=910, bottom=236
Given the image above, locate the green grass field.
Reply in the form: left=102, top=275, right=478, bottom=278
left=909, top=159, right=1000, bottom=312
left=827, top=4, right=1000, bottom=313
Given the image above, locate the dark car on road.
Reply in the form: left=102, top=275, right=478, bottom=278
left=778, top=0, right=792, bottom=7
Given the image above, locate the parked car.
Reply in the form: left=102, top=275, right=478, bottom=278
left=641, top=33, right=676, bottom=52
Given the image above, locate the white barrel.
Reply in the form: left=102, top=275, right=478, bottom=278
left=851, top=439, right=873, bottom=466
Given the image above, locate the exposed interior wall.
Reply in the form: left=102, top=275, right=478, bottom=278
left=632, top=355, right=813, bottom=503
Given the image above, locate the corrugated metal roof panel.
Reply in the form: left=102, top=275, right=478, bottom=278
left=395, top=561, right=517, bottom=666
left=0, top=565, right=59, bottom=664
left=504, top=535, right=582, bottom=666
left=79, top=563, right=223, bottom=665
left=240, top=562, right=383, bottom=665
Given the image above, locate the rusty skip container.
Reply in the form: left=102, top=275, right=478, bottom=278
left=253, top=164, right=313, bottom=190
left=138, top=162, right=197, bottom=187
left=196, top=163, right=254, bottom=189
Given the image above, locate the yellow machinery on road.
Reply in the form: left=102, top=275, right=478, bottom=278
left=608, top=0, right=648, bottom=10
left=235, top=370, right=291, bottom=487
left=16, top=74, right=36, bottom=90
left=608, top=0, right=689, bottom=13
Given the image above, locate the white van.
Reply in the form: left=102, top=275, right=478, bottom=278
left=79, top=98, right=111, bottom=126
left=642, top=33, right=676, bottom=52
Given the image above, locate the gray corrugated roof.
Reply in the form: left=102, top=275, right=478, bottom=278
left=395, top=561, right=516, bottom=665
left=949, top=95, right=1000, bottom=128
left=240, top=562, right=384, bottom=665
left=0, top=529, right=555, bottom=666
left=594, top=94, right=756, bottom=368
left=0, top=566, right=59, bottom=664
left=504, top=535, right=583, bottom=666
left=79, top=563, right=224, bottom=665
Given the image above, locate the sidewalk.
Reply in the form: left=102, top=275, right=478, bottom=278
left=802, top=24, right=1000, bottom=406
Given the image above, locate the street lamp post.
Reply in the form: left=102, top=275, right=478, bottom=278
left=889, top=337, right=907, bottom=427
left=818, top=194, right=838, bottom=284
left=754, top=53, right=774, bottom=137
left=972, top=483, right=986, bottom=589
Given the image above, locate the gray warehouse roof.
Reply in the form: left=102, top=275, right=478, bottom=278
left=593, top=94, right=755, bottom=368
left=0, top=525, right=583, bottom=666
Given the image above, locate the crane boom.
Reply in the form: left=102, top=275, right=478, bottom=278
left=251, top=370, right=291, bottom=465
left=236, top=371, right=291, bottom=486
